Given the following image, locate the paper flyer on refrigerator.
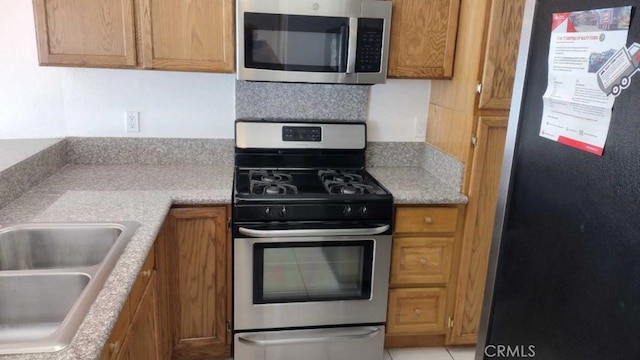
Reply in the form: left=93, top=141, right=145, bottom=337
left=539, top=6, right=632, bottom=155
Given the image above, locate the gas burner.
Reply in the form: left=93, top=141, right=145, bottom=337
left=249, top=170, right=293, bottom=184
left=319, top=169, right=364, bottom=184
left=324, top=181, right=374, bottom=195
left=250, top=182, right=299, bottom=195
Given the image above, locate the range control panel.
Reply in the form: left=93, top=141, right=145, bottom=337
left=282, top=126, right=322, bottom=142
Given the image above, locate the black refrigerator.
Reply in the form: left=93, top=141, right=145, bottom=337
left=478, top=0, right=640, bottom=359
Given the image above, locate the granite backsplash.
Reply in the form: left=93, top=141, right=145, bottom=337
left=236, top=81, right=370, bottom=121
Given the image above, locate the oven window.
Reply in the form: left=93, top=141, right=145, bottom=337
left=244, top=13, right=349, bottom=72
left=253, top=241, right=374, bottom=304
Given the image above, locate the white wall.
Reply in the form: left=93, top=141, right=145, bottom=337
left=369, top=79, right=430, bottom=142
left=0, top=0, right=430, bottom=142
left=61, top=69, right=236, bottom=138
left=0, top=0, right=66, bottom=139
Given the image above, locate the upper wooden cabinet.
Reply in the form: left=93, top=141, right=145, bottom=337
left=387, top=0, right=460, bottom=79
left=138, top=0, right=234, bottom=72
left=32, top=0, right=235, bottom=72
left=33, top=0, right=137, bottom=67
left=477, top=0, right=526, bottom=110
left=428, top=0, right=524, bottom=162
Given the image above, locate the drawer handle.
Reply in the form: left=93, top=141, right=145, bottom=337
left=419, top=258, right=427, bottom=265
left=142, top=270, right=152, bottom=279
left=424, top=216, right=433, bottom=224
left=109, top=341, right=121, bottom=355
left=414, top=308, right=422, bottom=316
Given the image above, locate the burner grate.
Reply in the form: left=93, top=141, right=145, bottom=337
left=318, top=169, right=364, bottom=184
left=248, top=170, right=298, bottom=195
left=249, top=170, right=293, bottom=184
left=324, top=181, right=374, bottom=195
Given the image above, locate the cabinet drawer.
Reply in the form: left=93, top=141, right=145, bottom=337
left=387, top=288, right=447, bottom=334
left=395, top=207, right=458, bottom=234
left=129, top=245, right=155, bottom=315
left=391, top=237, right=454, bottom=285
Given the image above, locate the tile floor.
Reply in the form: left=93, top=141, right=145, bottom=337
left=385, top=346, right=476, bottom=360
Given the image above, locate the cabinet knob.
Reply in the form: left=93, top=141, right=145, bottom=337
left=424, top=216, right=433, bottom=224
left=142, top=270, right=151, bottom=279
left=109, top=341, right=121, bottom=354
left=414, top=308, right=422, bottom=316
left=419, top=258, right=427, bottom=265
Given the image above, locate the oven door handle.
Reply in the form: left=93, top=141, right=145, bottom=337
left=237, top=327, right=381, bottom=347
left=237, top=224, right=390, bottom=238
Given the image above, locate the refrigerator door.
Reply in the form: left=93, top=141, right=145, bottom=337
left=480, top=0, right=640, bottom=359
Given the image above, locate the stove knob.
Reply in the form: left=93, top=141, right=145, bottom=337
left=263, top=207, right=271, bottom=217
left=279, top=206, right=287, bottom=217
left=359, top=206, right=368, bottom=216
left=343, top=205, right=352, bottom=216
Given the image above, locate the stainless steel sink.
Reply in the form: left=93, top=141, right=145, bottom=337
left=0, top=222, right=139, bottom=355
left=0, top=226, right=122, bottom=270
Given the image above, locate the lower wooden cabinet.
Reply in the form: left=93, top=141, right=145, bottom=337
left=118, top=273, right=160, bottom=360
left=391, top=237, right=454, bottom=285
left=448, top=117, right=508, bottom=345
left=387, top=288, right=448, bottom=334
left=386, top=205, right=464, bottom=348
left=157, top=207, right=230, bottom=360
left=100, top=246, right=158, bottom=360
left=102, top=206, right=230, bottom=360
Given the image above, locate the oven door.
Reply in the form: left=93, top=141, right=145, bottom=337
left=233, top=224, right=392, bottom=331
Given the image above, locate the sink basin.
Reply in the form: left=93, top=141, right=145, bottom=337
left=0, top=225, right=122, bottom=270
left=0, top=222, right=139, bottom=355
left=0, top=273, right=90, bottom=344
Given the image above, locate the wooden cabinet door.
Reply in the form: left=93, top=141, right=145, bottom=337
left=449, top=117, right=507, bottom=345
left=33, top=0, right=136, bottom=67
left=138, top=0, right=234, bottom=72
left=477, top=0, right=525, bottom=110
left=99, top=301, right=130, bottom=360
left=116, top=273, right=159, bottom=360
left=387, top=0, right=460, bottom=79
left=163, top=207, right=229, bottom=360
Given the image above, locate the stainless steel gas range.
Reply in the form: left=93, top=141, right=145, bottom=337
left=232, top=120, right=393, bottom=360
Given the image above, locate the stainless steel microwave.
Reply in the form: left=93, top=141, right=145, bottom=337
left=236, top=0, right=392, bottom=85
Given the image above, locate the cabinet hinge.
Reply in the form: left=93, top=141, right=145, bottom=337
left=476, top=82, right=483, bottom=94
left=227, top=218, right=231, bottom=230
left=471, top=136, right=478, bottom=147
left=448, top=317, right=454, bottom=329
left=226, top=322, right=232, bottom=332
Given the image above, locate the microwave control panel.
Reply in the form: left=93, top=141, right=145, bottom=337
left=355, top=18, right=384, bottom=73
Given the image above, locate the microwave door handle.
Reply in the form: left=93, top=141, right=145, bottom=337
left=338, top=24, right=348, bottom=72
left=346, top=17, right=358, bottom=74
left=237, top=224, right=390, bottom=238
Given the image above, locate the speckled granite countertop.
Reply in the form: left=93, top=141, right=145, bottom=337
left=0, top=165, right=234, bottom=360
left=0, top=163, right=465, bottom=359
left=369, top=167, right=468, bottom=205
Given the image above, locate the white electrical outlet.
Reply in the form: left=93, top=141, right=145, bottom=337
left=414, top=116, right=427, bottom=138
left=125, top=111, right=140, bottom=133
